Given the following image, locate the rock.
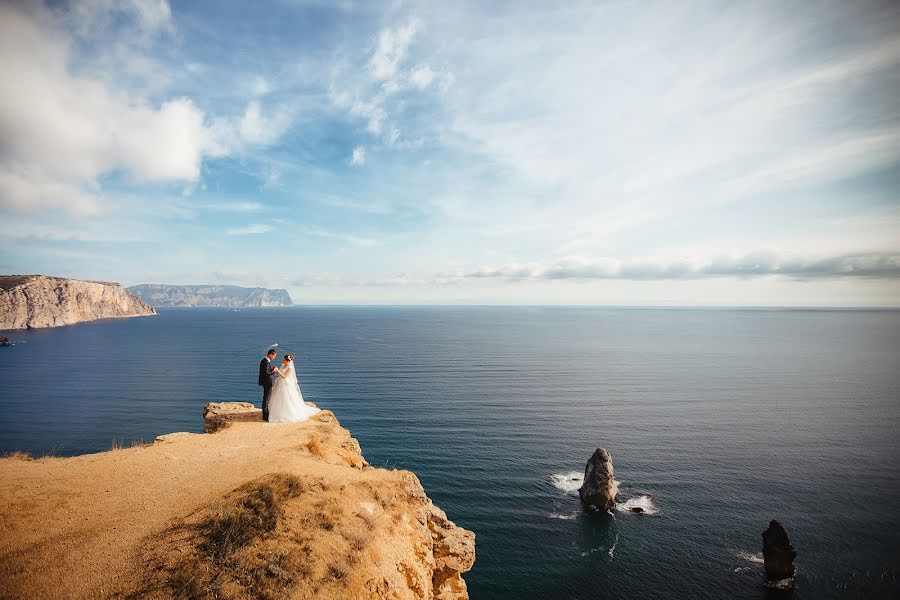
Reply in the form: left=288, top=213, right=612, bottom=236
left=630, top=506, right=644, bottom=514
left=762, top=519, right=796, bottom=582
left=0, top=275, right=155, bottom=330
left=127, top=283, right=292, bottom=307
left=428, top=505, right=477, bottom=600
left=0, top=336, right=11, bottom=346
left=203, top=402, right=262, bottom=433
left=578, top=448, right=619, bottom=510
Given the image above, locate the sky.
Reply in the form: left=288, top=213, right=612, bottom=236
left=1, top=0, right=899, bottom=306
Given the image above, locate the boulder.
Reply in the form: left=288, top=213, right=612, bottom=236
left=762, top=519, right=796, bottom=582
left=578, top=448, right=619, bottom=510
left=203, top=401, right=263, bottom=433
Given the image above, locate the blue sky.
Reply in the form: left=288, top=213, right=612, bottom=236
left=1, top=0, right=899, bottom=305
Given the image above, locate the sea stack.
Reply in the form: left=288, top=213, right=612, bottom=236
left=762, top=519, right=796, bottom=585
left=578, top=448, right=619, bottom=510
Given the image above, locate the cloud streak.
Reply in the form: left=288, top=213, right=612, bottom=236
left=226, top=224, right=273, bottom=236
left=449, top=253, right=900, bottom=282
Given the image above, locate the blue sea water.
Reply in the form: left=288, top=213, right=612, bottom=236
left=1, top=307, right=898, bottom=599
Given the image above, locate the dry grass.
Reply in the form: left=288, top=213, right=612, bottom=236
left=305, top=437, right=324, bottom=457
left=133, top=473, right=306, bottom=600
left=131, top=474, right=386, bottom=600
left=2, top=450, right=32, bottom=460
left=110, top=439, right=151, bottom=451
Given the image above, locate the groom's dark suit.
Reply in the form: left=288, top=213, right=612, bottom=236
left=259, top=357, right=274, bottom=421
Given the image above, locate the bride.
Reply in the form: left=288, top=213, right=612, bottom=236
left=268, top=354, right=320, bottom=423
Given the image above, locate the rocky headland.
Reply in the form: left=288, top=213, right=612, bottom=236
left=0, top=403, right=475, bottom=599
left=128, top=283, right=293, bottom=307
left=0, top=275, right=156, bottom=330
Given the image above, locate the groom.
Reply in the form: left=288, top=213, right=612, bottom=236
left=259, top=348, right=278, bottom=421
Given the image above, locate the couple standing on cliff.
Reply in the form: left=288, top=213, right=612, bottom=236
left=258, top=348, right=320, bottom=423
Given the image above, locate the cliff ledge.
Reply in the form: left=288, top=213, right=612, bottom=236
left=0, top=403, right=475, bottom=599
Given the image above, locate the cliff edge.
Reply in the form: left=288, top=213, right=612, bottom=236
left=0, top=404, right=475, bottom=599
left=0, top=275, right=156, bottom=330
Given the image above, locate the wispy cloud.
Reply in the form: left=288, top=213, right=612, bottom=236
left=368, top=18, right=421, bottom=81
left=444, top=252, right=900, bottom=282
left=300, top=225, right=378, bottom=247
left=226, top=224, right=273, bottom=236
left=350, top=146, right=366, bottom=165
left=203, top=201, right=264, bottom=212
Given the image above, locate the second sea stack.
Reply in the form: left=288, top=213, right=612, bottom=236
left=579, top=448, right=619, bottom=510
left=762, top=519, right=796, bottom=584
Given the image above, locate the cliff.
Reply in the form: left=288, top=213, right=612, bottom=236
left=0, top=275, right=156, bottom=330
left=0, top=403, right=475, bottom=599
left=128, top=283, right=293, bottom=307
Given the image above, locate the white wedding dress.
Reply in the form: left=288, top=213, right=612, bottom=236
left=268, top=362, right=320, bottom=423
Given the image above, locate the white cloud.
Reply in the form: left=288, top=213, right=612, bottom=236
left=351, top=146, right=366, bottom=165
left=226, top=224, right=273, bottom=236
left=237, top=100, right=292, bottom=146
left=369, top=18, right=421, bottom=81
left=0, top=3, right=218, bottom=216
left=408, top=64, right=434, bottom=89
left=0, top=2, right=292, bottom=217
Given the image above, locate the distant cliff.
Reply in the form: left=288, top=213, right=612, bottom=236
left=0, top=275, right=156, bottom=330
left=128, top=284, right=293, bottom=307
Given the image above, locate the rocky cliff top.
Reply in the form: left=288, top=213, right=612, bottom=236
left=128, top=283, right=293, bottom=307
left=0, top=275, right=156, bottom=330
left=0, top=403, right=475, bottom=599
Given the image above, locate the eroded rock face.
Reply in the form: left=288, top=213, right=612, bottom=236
left=429, top=505, right=477, bottom=600
left=203, top=401, right=263, bottom=433
left=579, top=448, right=619, bottom=510
left=762, top=519, right=796, bottom=582
left=0, top=275, right=156, bottom=330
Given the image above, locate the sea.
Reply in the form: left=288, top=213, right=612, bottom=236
left=1, top=307, right=898, bottom=599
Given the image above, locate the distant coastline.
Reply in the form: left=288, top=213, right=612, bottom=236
left=128, top=283, right=293, bottom=308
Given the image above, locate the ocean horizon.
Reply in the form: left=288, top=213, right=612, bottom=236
left=1, top=306, right=898, bottom=598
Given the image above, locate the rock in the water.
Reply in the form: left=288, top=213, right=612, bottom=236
left=578, top=448, right=619, bottom=510
left=203, top=402, right=262, bottom=433
left=762, top=519, right=796, bottom=582
left=630, top=506, right=644, bottom=514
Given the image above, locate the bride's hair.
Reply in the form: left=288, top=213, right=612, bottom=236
left=283, top=354, right=294, bottom=362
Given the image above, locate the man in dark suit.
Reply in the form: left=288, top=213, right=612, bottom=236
left=259, top=348, right=278, bottom=421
